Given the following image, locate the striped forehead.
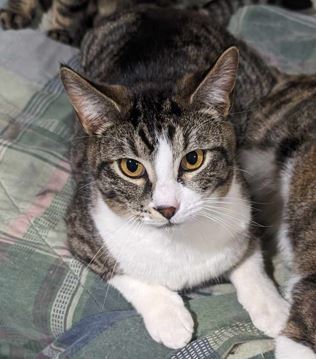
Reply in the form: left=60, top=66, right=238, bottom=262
left=131, top=119, right=179, bottom=160
left=128, top=94, right=181, bottom=154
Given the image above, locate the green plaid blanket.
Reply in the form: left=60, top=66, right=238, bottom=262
left=0, top=5, right=315, bottom=359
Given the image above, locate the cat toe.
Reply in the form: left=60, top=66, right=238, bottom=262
left=0, top=9, right=30, bottom=29
left=275, top=336, right=316, bottom=359
left=47, top=29, right=74, bottom=45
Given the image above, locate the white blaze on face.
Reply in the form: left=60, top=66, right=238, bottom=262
left=151, top=137, right=204, bottom=225
left=152, top=137, right=180, bottom=209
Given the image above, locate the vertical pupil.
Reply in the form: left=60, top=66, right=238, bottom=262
left=127, top=159, right=138, bottom=172
left=186, top=151, right=197, bottom=165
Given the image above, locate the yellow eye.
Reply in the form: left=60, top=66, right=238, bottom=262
left=119, top=159, right=145, bottom=178
left=181, top=149, right=204, bottom=171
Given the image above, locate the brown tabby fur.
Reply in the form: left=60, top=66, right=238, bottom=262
left=240, top=75, right=316, bottom=352
left=0, top=0, right=312, bottom=45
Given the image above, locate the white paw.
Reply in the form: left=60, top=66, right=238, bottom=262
left=245, top=294, right=289, bottom=338
left=275, top=336, right=316, bottom=359
left=143, top=290, right=194, bottom=349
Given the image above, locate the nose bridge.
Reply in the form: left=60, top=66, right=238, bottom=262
left=153, top=137, right=179, bottom=208
left=153, top=178, right=179, bottom=208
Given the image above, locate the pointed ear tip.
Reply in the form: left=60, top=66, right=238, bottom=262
left=216, top=47, right=239, bottom=67
left=226, top=46, right=239, bottom=59
left=59, top=63, right=68, bottom=71
left=229, top=46, right=239, bottom=52
left=221, top=47, right=239, bottom=70
left=59, top=64, right=76, bottom=76
left=59, top=65, right=68, bottom=78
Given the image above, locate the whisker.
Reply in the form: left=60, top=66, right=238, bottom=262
left=199, top=211, right=236, bottom=237
left=202, top=207, right=247, bottom=228
left=219, top=196, right=268, bottom=206
left=203, top=207, right=242, bottom=224
left=203, top=204, right=249, bottom=218
left=201, top=210, right=241, bottom=230
left=77, top=180, right=97, bottom=191
left=202, top=205, right=264, bottom=227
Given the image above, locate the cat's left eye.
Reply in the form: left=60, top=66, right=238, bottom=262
left=119, top=158, right=145, bottom=178
left=180, top=149, right=204, bottom=171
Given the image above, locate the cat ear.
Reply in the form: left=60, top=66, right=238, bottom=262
left=178, top=47, right=239, bottom=116
left=60, top=65, right=131, bottom=135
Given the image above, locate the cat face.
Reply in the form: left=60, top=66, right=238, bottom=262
left=89, top=108, right=235, bottom=227
left=61, top=47, right=239, bottom=227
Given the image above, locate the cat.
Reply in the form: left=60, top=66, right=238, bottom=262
left=240, top=74, right=316, bottom=358
left=60, top=5, right=289, bottom=349
left=0, top=0, right=313, bottom=45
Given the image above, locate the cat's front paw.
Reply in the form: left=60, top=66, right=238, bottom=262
left=47, top=29, right=74, bottom=45
left=247, top=295, right=289, bottom=338
left=0, top=9, right=31, bottom=29
left=143, top=291, right=194, bottom=349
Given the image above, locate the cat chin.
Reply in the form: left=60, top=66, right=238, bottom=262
left=144, top=217, right=196, bottom=229
left=143, top=221, right=180, bottom=231
left=156, top=222, right=179, bottom=229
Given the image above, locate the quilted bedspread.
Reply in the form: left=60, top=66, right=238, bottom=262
left=0, top=5, right=315, bottom=359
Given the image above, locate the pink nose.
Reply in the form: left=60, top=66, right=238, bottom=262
left=156, top=206, right=177, bottom=220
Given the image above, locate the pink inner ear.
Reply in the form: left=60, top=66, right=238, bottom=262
left=60, top=67, right=126, bottom=135
left=190, top=47, right=239, bottom=115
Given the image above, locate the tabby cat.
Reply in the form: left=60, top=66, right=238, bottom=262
left=60, top=5, right=289, bottom=349
left=0, top=0, right=313, bottom=45
left=240, top=75, right=316, bottom=358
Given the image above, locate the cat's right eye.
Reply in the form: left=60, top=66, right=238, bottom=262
left=180, top=149, right=204, bottom=172
left=119, top=159, right=146, bottom=178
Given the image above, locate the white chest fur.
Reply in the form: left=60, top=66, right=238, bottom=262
left=92, top=180, right=250, bottom=290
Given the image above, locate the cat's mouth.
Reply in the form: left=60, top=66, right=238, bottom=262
left=159, top=222, right=180, bottom=230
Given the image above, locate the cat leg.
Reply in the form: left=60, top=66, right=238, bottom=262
left=275, top=273, right=316, bottom=359
left=229, top=241, right=289, bottom=338
left=0, top=0, right=37, bottom=29
left=109, top=275, right=194, bottom=349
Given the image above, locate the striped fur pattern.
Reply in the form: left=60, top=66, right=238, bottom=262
left=81, top=4, right=278, bottom=141
left=0, top=0, right=95, bottom=44
left=0, top=0, right=313, bottom=45
left=240, top=75, right=316, bottom=356
left=43, top=0, right=97, bottom=45
left=0, top=0, right=178, bottom=44
left=0, top=0, right=39, bottom=28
